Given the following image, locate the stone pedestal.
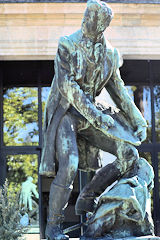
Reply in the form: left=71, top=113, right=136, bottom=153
left=81, top=236, right=160, bottom=240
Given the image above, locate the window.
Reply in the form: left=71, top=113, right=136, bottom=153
left=0, top=59, right=160, bottom=237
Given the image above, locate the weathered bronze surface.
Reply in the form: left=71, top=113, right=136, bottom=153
left=39, top=0, right=154, bottom=239
left=82, top=158, right=154, bottom=239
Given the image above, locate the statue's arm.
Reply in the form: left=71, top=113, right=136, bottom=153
left=55, top=36, right=113, bottom=130
left=31, top=184, right=39, bottom=198
left=106, top=48, right=147, bottom=130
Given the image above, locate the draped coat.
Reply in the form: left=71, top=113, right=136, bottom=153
left=39, top=30, right=146, bottom=177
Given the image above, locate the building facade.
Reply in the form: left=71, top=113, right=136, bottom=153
left=0, top=0, right=160, bottom=238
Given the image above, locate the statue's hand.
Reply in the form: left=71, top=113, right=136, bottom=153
left=100, top=114, right=115, bottom=130
left=134, top=126, right=147, bottom=142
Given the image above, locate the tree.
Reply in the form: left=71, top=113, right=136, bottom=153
left=0, top=179, right=27, bottom=240
left=3, top=87, right=39, bottom=192
left=3, top=87, right=38, bottom=146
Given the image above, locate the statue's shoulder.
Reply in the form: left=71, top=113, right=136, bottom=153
left=58, top=36, right=73, bottom=51
left=68, top=29, right=82, bottom=44
left=58, top=30, right=81, bottom=52
left=106, top=39, right=123, bottom=69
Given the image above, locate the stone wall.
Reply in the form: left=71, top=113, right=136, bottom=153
left=0, top=2, right=160, bottom=60
left=1, top=0, right=160, bottom=3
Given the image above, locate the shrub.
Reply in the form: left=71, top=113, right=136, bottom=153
left=0, top=179, right=27, bottom=240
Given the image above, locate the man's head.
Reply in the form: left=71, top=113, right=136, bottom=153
left=27, top=176, right=33, bottom=182
left=82, top=0, right=113, bottom=41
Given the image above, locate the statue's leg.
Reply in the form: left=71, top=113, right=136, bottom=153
left=75, top=127, right=139, bottom=215
left=28, top=196, right=33, bottom=211
left=46, top=114, right=79, bottom=240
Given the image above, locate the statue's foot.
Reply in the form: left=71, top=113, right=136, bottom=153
left=75, top=193, right=97, bottom=215
left=45, top=225, right=69, bottom=240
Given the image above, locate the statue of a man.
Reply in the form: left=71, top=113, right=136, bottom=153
left=19, top=176, right=39, bottom=211
left=39, top=0, right=147, bottom=239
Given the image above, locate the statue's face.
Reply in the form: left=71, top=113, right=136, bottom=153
left=82, top=6, right=110, bottom=41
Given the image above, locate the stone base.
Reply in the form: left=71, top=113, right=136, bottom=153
left=80, top=236, right=160, bottom=240
left=42, top=237, right=160, bottom=240
left=115, top=236, right=160, bottom=240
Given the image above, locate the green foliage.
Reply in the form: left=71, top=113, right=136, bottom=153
left=3, top=87, right=38, bottom=146
left=41, top=87, right=50, bottom=125
left=3, top=87, right=39, bottom=193
left=7, top=154, right=38, bottom=193
left=0, top=179, right=27, bottom=240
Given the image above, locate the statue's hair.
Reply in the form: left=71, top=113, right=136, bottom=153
left=87, top=0, right=114, bottom=23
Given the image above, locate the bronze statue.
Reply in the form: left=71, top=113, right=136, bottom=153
left=39, top=0, right=147, bottom=239
left=82, top=158, right=154, bottom=239
left=19, top=176, right=39, bottom=212
left=19, top=176, right=39, bottom=225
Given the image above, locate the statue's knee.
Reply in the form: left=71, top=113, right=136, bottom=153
left=125, top=145, right=139, bottom=169
left=55, top=153, right=78, bottom=187
left=117, top=144, right=139, bottom=173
